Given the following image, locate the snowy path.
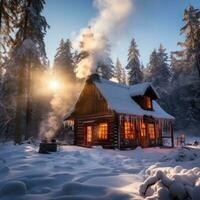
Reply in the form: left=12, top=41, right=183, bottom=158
left=0, top=143, right=200, bottom=199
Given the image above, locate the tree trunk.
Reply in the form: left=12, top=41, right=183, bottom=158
left=0, top=0, right=3, bottom=31
left=14, top=0, right=30, bottom=144
left=196, top=54, right=200, bottom=78
left=25, top=62, right=32, bottom=140
left=14, top=67, right=24, bottom=144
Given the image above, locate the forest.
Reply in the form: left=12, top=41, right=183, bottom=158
left=0, top=0, right=200, bottom=144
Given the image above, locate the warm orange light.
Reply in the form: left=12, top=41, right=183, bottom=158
left=98, top=123, right=108, bottom=139
left=124, top=121, right=135, bottom=139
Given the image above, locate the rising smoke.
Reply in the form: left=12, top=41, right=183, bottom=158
left=39, top=77, right=81, bottom=141
left=39, top=0, right=133, bottom=141
left=75, top=0, right=133, bottom=78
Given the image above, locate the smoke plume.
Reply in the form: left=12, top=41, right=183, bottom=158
left=75, top=0, right=133, bottom=78
left=39, top=77, right=82, bottom=141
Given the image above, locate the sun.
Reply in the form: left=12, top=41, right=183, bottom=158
left=49, top=79, right=60, bottom=91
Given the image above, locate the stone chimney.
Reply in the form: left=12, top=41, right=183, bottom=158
left=86, top=73, right=101, bottom=83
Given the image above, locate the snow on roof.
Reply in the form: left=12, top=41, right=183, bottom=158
left=94, top=78, right=174, bottom=120
left=129, top=82, right=160, bottom=98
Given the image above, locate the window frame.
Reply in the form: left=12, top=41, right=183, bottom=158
left=97, top=123, right=108, bottom=140
left=143, top=96, right=153, bottom=110
left=86, top=126, right=92, bottom=143
left=124, top=121, right=136, bottom=140
left=147, top=123, right=156, bottom=140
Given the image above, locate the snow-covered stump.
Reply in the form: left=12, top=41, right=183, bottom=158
left=1, top=181, right=27, bottom=196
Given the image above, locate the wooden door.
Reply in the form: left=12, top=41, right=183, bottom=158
left=147, top=123, right=156, bottom=145
left=140, top=123, right=147, bottom=147
left=85, top=125, right=93, bottom=147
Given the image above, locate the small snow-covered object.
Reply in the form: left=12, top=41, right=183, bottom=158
left=169, top=181, right=186, bottom=200
left=192, top=140, right=199, bottom=146
left=1, top=181, right=27, bottom=196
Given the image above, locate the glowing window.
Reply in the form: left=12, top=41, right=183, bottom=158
left=141, top=123, right=146, bottom=137
left=97, top=123, right=108, bottom=139
left=147, top=123, right=155, bottom=140
left=144, top=96, right=152, bottom=109
left=86, top=126, right=92, bottom=142
left=124, top=122, right=135, bottom=139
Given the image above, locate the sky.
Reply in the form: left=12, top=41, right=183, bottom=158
left=44, top=0, right=200, bottom=67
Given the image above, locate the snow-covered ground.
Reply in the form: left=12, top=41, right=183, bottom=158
left=0, top=138, right=200, bottom=200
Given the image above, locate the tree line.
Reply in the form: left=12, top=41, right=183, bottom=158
left=0, top=2, right=199, bottom=144
left=49, top=4, right=200, bottom=131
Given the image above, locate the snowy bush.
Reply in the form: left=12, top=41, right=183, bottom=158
left=1, top=181, right=27, bottom=196
left=139, top=166, right=200, bottom=200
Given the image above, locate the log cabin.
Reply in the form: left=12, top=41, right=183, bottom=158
left=64, top=74, right=174, bottom=149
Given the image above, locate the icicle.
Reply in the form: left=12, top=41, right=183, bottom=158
left=119, top=115, right=122, bottom=125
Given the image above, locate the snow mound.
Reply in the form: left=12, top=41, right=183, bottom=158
left=1, top=181, right=27, bottom=196
left=61, top=182, right=132, bottom=199
left=175, top=148, right=197, bottom=161
left=62, top=182, right=107, bottom=196
left=139, top=166, right=200, bottom=199
left=160, top=147, right=199, bottom=162
left=0, top=166, right=9, bottom=175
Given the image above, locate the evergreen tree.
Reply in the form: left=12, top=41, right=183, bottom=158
left=54, top=39, right=75, bottom=81
left=121, top=65, right=127, bottom=84
left=168, top=5, right=200, bottom=128
left=0, top=0, right=19, bottom=55
left=146, top=45, right=170, bottom=87
left=96, top=41, right=114, bottom=80
left=145, top=49, right=159, bottom=82
left=0, top=0, right=20, bottom=140
left=11, top=0, right=49, bottom=143
left=126, top=38, right=143, bottom=85
left=114, top=58, right=123, bottom=83
left=157, top=44, right=171, bottom=86
left=177, top=5, right=200, bottom=77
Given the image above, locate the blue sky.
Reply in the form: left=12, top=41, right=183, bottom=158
left=44, top=0, right=200, bottom=67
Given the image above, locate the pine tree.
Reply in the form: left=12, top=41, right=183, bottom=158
left=54, top=39, right=75, bottom=82
left=114, top=58, right=123, bottom=83
left=177, top=5, right=200, bottom=77
left=121, top=66, right=127, bottom=84
left=11, top=0, right=49, bottom=143
left=146, top=45, right=170, bottom=87
left=0, top=0, right=20, bottom=140
left=0, top=0, right=19, bottom=55
left=168, top=5, right=200, bottom=128
left=145, top=49, right=159, bottom=82
left=157, top=44, right=171, bottom=86
left=126, top=38, right=143, bottom=85
left=96, top=41, right=114, bottom=80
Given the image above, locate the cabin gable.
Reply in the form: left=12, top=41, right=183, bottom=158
left=73, top=81, right=112, bottom=116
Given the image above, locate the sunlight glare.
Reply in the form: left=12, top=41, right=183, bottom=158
left=49, top=79, right=60, bottom=91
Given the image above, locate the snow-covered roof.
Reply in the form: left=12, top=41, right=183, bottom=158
left=94, top=78, right=174, bottom=120
left=129, top=82, right=160, bottom=98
